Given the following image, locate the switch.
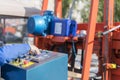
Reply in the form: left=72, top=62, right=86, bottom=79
left=24, top=60, right=29, bottom=65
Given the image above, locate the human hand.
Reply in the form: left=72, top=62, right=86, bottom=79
left=29, top=44, right=40, bottom=55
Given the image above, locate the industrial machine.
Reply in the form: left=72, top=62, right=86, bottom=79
left=1, top=50, right=68, bottom=80
left=26, top=0, right=120, bottom=80
left=27, top=11, right=77, bottom=37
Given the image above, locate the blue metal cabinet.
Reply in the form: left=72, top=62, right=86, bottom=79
left=1, top=51, right=68, bottom=80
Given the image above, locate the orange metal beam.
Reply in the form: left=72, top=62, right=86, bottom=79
left=41, top=0, right=48, bottom=11
left=55, top=0, right=62, bottom=18
left=104, top=0, right=114, bottom=27
left=81, top=0, right=99, bottom=80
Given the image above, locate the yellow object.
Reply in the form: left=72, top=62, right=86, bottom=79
left=110, top=63, right=117, bottom=69
left=22, top=61, right=34, bottom=68
left=10, top=60, right=34, bottom=68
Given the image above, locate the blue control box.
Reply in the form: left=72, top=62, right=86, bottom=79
left=51, top=19, right=77, bottom=37
left=1, top=51, right=68, bottom=80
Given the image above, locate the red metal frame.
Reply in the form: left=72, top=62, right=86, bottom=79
left=55, top=0, right=62, bottom=18
left=102, top=0, right=114, bottom=80
left=41, top=0, right=48, bottom=12
left=41, top=0, right=62, bottom=18
left=81, top=0, right=99, bottom=80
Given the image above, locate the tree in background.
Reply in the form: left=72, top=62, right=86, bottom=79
left=80, top=0, right=104, bottom=22
left=62, top=0, right=72, bottom=18
left=80, top=0, right=120, bottom=23
left=62, top=0, right=103, bottom=22
left=114, top=0, right=120, bottom=22
left=80, top=1, right=90, bottom=22
left=62, top=0, right=83, bottom=22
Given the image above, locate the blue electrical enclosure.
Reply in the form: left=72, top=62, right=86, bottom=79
left=51, top=19, right=77, bottom=37
left=1, top=51, right=68, bottom=80
left=51, top=19, right=70, bottom=36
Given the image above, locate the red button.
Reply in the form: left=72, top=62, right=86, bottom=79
left=24, top=60, right=29, bottom=65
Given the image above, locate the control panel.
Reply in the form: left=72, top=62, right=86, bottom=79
left=9, top=50, right=57, bottom=68
left=1, top=50, right=68, bottom=80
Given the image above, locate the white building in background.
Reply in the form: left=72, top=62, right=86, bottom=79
left=15, top=0, right=43, bottom=9
left=5, top=0, right=55, bottom=26
left=5, top=0, right=86, bottom=26
left=14, top=0, right=85, bottom=23
left=15, top=0, right=55, bottom=11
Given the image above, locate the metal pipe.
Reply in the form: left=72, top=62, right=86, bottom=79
left=102, top=25, right=120, bottom=35
left=68, top=0, right=76, bottom=19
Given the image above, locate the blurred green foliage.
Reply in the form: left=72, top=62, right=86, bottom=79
left=62, top=0, right=120, bottom=22
left=114, top=0, right=120, bottom=22
left=81, top=0, right=104, bottom=22
left=62, top=0, right=72, bottom=18
left=81, top=0, right=120, bottom=22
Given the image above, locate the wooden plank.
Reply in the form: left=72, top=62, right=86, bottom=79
left=68, top=71, right=81, bottom=78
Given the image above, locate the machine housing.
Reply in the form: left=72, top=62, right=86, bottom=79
left=1, top=51, right=68, bottom=80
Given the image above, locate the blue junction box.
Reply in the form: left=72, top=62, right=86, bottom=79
left=51, top=19, right=77, bottom=37
left=1, top=51, right=68, bottom=80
